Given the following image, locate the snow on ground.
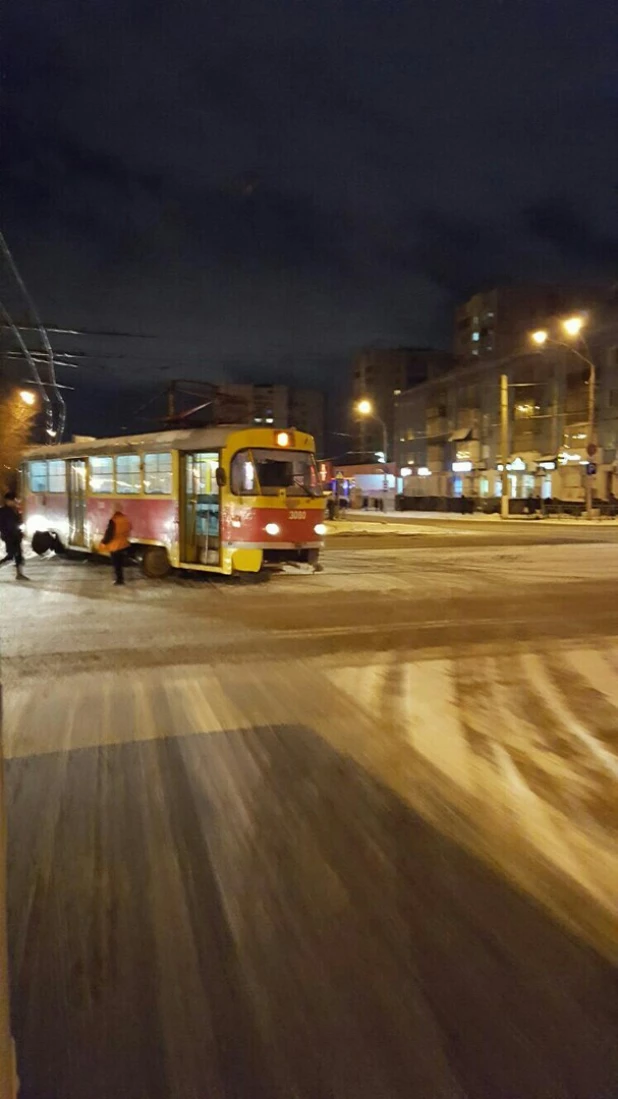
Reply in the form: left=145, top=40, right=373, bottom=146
left=3, top=545, right=618, bottom=953
left=3, top=541, right=618, bottom=652
left=325, top=518, right=486, bottom=536
left=322, top=646, right=618, bottom=923
left=343, top=508, right=618, bottom=526
left=309, top=541, right=618, bottom=593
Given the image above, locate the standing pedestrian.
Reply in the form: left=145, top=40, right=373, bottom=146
left=0, top=492, right=28, bottom=580
left=101, top=507, right=132, bottom=586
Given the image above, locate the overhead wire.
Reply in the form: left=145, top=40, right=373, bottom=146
left=0, top=230, right=66, bottom=439
left=0, top=300, right=53, bottom=425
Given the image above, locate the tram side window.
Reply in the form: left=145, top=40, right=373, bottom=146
left=89, top=455, right=114, bottom=494
left=144, top=452, right=172, bottom=494
left=29, top=461, right=48, bottom=493
left=48, top=460, right=67, bottom=493
left=115, top=454, right=141, bottom=494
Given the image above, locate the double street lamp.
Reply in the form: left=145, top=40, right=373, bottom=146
left=530, top=314, right=597, bottom=520
left=355, top=398, right=390, bottom=503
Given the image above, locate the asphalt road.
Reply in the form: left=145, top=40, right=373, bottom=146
left=3, top=533, right=618, bottom=1098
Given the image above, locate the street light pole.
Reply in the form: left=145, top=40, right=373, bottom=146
left=378, top=415, right=389, bottom=501
left=586, top=356, right=596, bottom=522
left=355, top=399, right=390, bottom=508
left=531, top=324, right=596, bottom=521
left=500, top=373, right=509, bottom=519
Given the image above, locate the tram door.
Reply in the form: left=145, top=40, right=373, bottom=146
left=67, top=459, right=87, bottom=547
left=181, top=452, right=220, bottom=565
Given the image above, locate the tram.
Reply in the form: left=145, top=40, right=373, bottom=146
left=22, top=425, right=326, bottom=576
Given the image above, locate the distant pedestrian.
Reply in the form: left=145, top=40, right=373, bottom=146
left=0, top=492, right=28, bottom=580
left=101, top=508, right=132, bottom=586
left=362, top=496, right=369, bottom=511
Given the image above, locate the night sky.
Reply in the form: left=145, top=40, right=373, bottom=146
left=4, top=0, right=618, bottom=433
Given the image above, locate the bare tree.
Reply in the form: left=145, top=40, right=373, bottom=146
left=0, top=385, right=37, bottom=493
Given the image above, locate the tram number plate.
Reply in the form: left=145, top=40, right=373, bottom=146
left=288, top=510, right=306, bottom=520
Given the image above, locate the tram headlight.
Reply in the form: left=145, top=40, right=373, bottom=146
left=265, top=523, right=280, bottom=536
left=314, top=523, right=327, bottom=536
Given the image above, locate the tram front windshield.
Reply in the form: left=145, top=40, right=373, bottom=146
left=232, top=449, right=321, bottom=497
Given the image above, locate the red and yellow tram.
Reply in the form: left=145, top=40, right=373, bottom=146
left=22, top=425, right=326, bottom=577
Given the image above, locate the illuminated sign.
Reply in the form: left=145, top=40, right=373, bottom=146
left=452, top=461, right=472, bottom=473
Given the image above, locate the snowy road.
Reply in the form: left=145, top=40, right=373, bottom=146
left=2, top=542, right=618, bottom=1097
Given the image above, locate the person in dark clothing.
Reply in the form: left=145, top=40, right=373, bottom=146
left=0, top=492, right=27, bottom=579
left=100, top=509, right=132, bottom=585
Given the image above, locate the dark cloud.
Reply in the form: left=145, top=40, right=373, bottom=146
left=3, top=0, right=618, bottom=431
left=525, top=196, right=618, bottom=270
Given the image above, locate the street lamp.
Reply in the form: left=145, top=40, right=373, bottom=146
left=562, top=315, right=585, bottom=338
left=529, top=315, right=596, bottom=520
left=355, top=398, right=389, bottom=505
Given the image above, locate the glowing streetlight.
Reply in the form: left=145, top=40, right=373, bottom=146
left=19, top=390, right=35, bottom=406
left=529, top=314, right=596, bottom=520
left=562, top=315, right=586, bottom=338
left=354, top=398, right=389, bottom=502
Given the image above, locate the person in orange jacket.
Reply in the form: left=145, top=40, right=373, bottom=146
left=101, top=508, right=132, bottom=585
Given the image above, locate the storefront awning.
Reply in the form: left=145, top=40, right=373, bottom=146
left=449, top=427, right=472, bottom=443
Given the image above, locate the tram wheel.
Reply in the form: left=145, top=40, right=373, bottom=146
left=141, top=545, right=171, bottom=579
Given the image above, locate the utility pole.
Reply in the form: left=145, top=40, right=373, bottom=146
left=380, top=418, right=389, bottom=503
left=500, top=373, right=509, bottom=519
left=586, top=359, right=596, bottom=522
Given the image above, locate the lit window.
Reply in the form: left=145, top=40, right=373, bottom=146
left=29, top=461, right=47, bottom=493
left=48, top=459, right=66, bottom=493
left=231, top=451, right=257, bottom=494
left=115, top=454, right=141, bottom=494
left=89, top=456, right=114, bottom=494
left=471, top=332, right=480, bottom=342
left=144, top=452, right=172, bottom=494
